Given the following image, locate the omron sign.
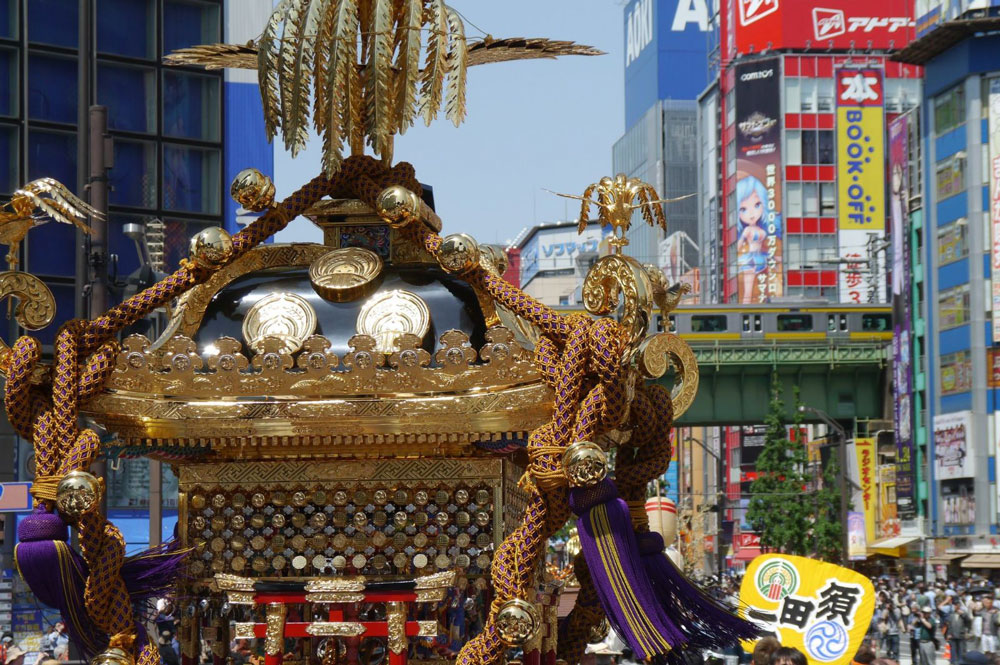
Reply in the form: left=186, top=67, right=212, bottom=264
left=623, top=0, right=711, bottom=128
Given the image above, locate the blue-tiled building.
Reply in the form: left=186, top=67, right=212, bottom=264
left=0, top=0, right=273, bottom=566
left=895, top=3, right=1000, bottom=555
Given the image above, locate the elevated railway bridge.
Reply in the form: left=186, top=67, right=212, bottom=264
left=556, top=303, right=890, bottom=425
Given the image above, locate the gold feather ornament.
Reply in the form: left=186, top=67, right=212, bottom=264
left=259, top=0, right=473, bottom=175
left=0, top=178, right=100, bottom=270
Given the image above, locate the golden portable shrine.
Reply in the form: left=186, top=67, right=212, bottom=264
left=0, top=3, right=759, bottom=665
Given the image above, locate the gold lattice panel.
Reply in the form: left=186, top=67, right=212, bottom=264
left=179, top=458, right=525, bottom=580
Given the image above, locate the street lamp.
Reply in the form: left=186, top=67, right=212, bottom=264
left=798, top=404, right=850, bottom=565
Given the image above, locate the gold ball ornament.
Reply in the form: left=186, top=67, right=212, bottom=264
left=437, top=234, right=480, bottom=274
left=90, top=648, right=133, bottom=665
left=189, top=227, right=234, bottom=270
left=55, top=470, right=102, bottom=521
left=495, top=598, right=541, bottom=647
left=588, top=618, right=611, bottom=644
left=230, top=168, right=276, bottom=212
left=562, top=441, right=608, bottom=488
left=376, top=185, right=422, bottom=228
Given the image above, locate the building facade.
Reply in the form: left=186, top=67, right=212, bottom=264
left=0, top=1, right=273, bottom=629
left=511, top=220, right=609, bottom=306
left=896, top=0, right=1000, bottom=561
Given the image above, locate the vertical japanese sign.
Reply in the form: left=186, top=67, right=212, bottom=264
left=734, top=57, right=783, bottom=305
left=889, top=113, right=915, bottom=519
left=740, top=554, right=875, bottom=665
left=854, top=437, right=877, bottom=546
left=847, top=512, right=868, bottom=561
left=836, top=68, right=886, bottom=303
left=989, top=78, right=1000, bottom=342
left=933, top=411, right=974, bottom=480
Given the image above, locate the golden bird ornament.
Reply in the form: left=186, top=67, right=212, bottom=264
left=548, top=174, right=695, bottom=252
left=0, top=178, right=100, bottom=270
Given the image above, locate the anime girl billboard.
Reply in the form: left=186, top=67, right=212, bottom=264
left=734, top=57, right=784, bottom=304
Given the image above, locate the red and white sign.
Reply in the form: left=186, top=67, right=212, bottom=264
left=735, top=532, right=761, bottom=549
left=731, top=0, right=914, bottom=53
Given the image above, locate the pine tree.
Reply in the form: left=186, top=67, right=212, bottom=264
left=811, top=453, right=844, bottom=562
left=746, top=375, right=812, bottom=555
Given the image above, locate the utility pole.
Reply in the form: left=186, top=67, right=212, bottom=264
left=800, top=405, right=850, bottom=566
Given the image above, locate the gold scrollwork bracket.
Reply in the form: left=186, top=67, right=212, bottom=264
left=581, top=254, right=653, bottom=356
left=0, top=271, right=56, bottom=375
left=636, top=332, right=699, bottom=419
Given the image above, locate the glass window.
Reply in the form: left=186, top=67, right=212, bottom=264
left=786, top=182, right=802, bottom=217
left=98, top=63, right=156, bottom=133
left=28, top=128, right=75, bottom=188
left=803, top=183, right=818, bottom=216
left=0, top=0, right=15, bottom=39
left=861, top=314, right=891, bottom=331
left=109, top=214, right=160, bottom=277
left=0, top=47, right=16, bottom=117
left=777, top=314, right=813, bottom=331
left=162, top=219, right=213, bottom=269
left=935, top=153, right=966, bottom=200
left=0, top=124, right=17, bottom=194
left=938, top=284, right=970, bottom=329
left=27, top=0, right=77, bottom=48
left=937, top=221, right=969, bottom=266
left=800, top=78, right=816, bottom=112
left=163, top=70, right=220, bottom=141
left=97, top=0, right=155, bottom=59
left=818, top=130, right=834, bottom=164
left=110, top=139, right=156, bottom=208
left=934, top=85, right=965, bottom=135
left=786, top=130, right=802, bottom=164
left=786, top=235, right=802, bottom=269
left=28, top=53, right=77, bottom=124
left=163, top=0, right=220, bottom=55
left=691, top=315, right=728, bottom=332
left=785, top=79, right=801, bottom=113
left=816, top=78, right=834, bottom=113
left=802, top=131, right=817, bottom=165
left=820, top=183, right=836, bottom=216
left=163, top=145, right=220, bottom=214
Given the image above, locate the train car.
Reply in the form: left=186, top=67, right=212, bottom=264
left=554, top=303, right=893, bottom=343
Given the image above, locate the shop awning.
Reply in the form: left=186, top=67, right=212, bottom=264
left=732, top=549, right=761, bottom=562
left=929, top=553, right=967, bottom=565
left=870, top=536, right=920, bottom=550
left=961, top=554, right=1000, bottom=569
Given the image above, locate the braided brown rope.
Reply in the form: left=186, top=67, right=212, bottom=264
left=3, top=157, right=420, bottom=665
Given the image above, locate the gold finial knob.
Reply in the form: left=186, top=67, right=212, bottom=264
left=230, top=168, right=275, bottom=212
left=437, top=234, right=480, bottom=274
left=189, top=227, right=234, bottom=270
left=495, top=598, right=541, bottom=647
left=562, top=441, right=608, bottom=488
left=55, top=470, right=102, bottom=521
left=376, top=186, right=421, bottom=228
left=90, top=647, right=133, bottom=665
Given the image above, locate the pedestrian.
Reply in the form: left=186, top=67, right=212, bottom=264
left=752, top=636, right=781, bottom=665
left=158, top=631, right=179, bottom=665
left=4, top=647, right=24, bottom=665
left=948, top=597, right=973, bottom=664
left=979, top=596, right=1000, bottom=655
left=44, top=623, right=68, bottom=662
left=853, top=645, right=877, bottom=665
left=0, top=633, right=14, bottom=665
left=880, top=602, right=903, bottom=661
left=913, top=604, right=938, bottom=665
left=769, top=647, right=807, bottom=665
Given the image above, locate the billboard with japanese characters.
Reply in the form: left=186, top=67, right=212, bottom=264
left=933, top=411, right=974, bottom=480
left=854, top=437, right=877, bottom=546
left=836, top=67, right=886, bottom=303
left=740, top=554, right=875, bottom=665
left=518, top=223, right=611, bottom=286
left=734, top=57, right=784, bottom=304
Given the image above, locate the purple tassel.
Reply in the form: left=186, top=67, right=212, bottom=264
left=570, top=479, right=686, bottom=661
left=637, top=531, right=760, bottom=655
left=15, top=507, right=189, bottom=659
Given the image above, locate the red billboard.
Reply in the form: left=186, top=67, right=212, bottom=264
left=730, top=0, right=914, bottom=54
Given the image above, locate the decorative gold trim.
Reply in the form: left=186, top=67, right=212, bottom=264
left=417, top=621, right=439, bottom=637
left=233, top=623, right=257, bottom=640
left=306, top=592, right=366, bottom=603
left=264, top=604, right=287, bottom=656
left=225, top=591, right=255, bottom=605
left=214, top=573, right=255, bottom=592
left=242, top=292, right=318, bottom=354
left=386, top=602, right=407, bottom=654
left=305, top=622, right=366, bottom=637
left=304, top=578, right=367, bottom=593
left=414, top=588, right=448, bottom=603
left=635, top=332, right=699, bottom=418
left=413, top=570, right=457, bottom=589
left=308, top=247, right=384, bottom=303
left=356, top=290, right=431, bottom=354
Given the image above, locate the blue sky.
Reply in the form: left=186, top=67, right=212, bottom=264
left=272, top=0, right=625, bottom=246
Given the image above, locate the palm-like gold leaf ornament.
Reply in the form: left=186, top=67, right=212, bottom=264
left=548, top=174, right=694, bottom=252
left=260, top=0, right=469, bottom=175
left=0, top=178, right=100, bottom=270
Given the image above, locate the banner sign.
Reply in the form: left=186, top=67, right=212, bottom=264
left=988, top=78, right=1000, bottom=343
left=740, top=554, right=875, bottom=665
left=854, top=437, right=877, bottom=546
left=889, top=113, right=915, bottom=519
left=837, top=67, right=886, bottom=303
left=734, top=57, right=784, bottom=305
left=847, top=511, right=868, bottom=561
left=934, top=411, right=974, bottom=480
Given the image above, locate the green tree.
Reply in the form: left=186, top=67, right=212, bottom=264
left=811, top=453, right=844, bottom=562
left=746, top=375, right=812, bottom=555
